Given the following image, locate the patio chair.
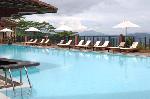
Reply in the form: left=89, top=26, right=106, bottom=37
left=108, top=42, right=125, bottom=52
left=94, top=41, right=109, bottom=50
left=58, top=40, right=72, bottom=48
left=28, top=39, right=34, bottom=42
left=92, top=41, right=101, bottom=51
left=93, top=41, right=101, bottom=47
left=23, top=39, right=33, bottom=45
left=120, top=42, right=139, bottom=52
left=83, top=40, right=91, bottom=49
left=25, top=39, right=38, bottom=45
left=43, top=39, right=50, bottom=46
left=37, top=39, right=45, bottom=46
left=76, top=40, right=91, bottom=49
left=57, top=40, right=64, bottom=46
left=75, top=40, right=84, bottom=47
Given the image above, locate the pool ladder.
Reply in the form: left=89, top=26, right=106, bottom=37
left=5, top=67, right=32, bottom=96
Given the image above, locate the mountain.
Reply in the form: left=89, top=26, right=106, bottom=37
left=78, top=30, right=104, bottom=36
left=78, top=31, right=150, bottom=37
left=128, top=33, right=150, bottom=38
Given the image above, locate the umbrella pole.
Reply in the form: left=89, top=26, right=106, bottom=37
left=124, top=27, right=128, bottom=43
left=125, top=27, right=127, bottom=36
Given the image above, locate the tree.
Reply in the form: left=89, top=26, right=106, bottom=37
left=56, top=31, right=74, bottom=37
left=10, top=17, right=76, bottom=43
left=14, top=17, right=56, bottom=36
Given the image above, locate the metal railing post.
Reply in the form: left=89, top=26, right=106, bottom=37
left=24, top=67, right=32, bottom=88
left=8, top=69, right=15, bottom=95
left=4, top=70, right=7, bottom=86
left=149, top=38, right=150, bottom=50
left=20, top=68, right=22, bottom=84
left=144, top=37, right=147, bottom=49
left=84, top=36, right=85, bottom=43
left=92, top=36, right=94, bottom=45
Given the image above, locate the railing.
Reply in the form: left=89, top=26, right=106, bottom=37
left=79, top=36, right=134, bottom=47
left=79, top=36, right=150, bottom=50
left=5, top=35, right=150, bottom=50
left=135, top=36, right=150, bottom=50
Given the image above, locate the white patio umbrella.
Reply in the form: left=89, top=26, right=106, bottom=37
left=0, top=28, right=14, bottom=44
left=25, top=27, right=40, bottom=42
left=113, top=20, right=140, bottom=36
left=55, top=25, right=73, bottom=32
left=0, top=28, right=13, bottom=32
left=0, top=28, right=14, bottom=37
left=25, top=27, right=40, bottom=32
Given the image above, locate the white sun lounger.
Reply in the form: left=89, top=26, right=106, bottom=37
left=37, top=39, right=45, bottom=46
left=45, top=39, right=49, bottom=44
left=94, top=41, right=109, bottom=49
left=57, top=40, right=64, bottom=46
left=108, top=42, right=125, bottom=52
left=120, top=42, right=138, bottom=52
left=58, top=40, right=72, bottom=48
left=43, top=39, right=50, bottom=46
left=25, top=39, right=38, bottom=45
left=24, top=39, right=33, bottom=43
left=75, top=40, right=84, bottom=47
left=76, top=40, right=91, bottom=49
left=40, top=39, right=45, bottom=44
left=93, top=41, right=101, bottom=47
left=83, top=40, right=91, bottom=48
left=108, top=42, right=125, bottom=49
left=23, top=39, right=33, bottom=45
left=28, top=39, right=33, bottom=42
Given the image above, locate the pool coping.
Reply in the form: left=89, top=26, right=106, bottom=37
left=0, top=77, right=30, bottom=99
left=0, top=73, right=30, bottom=92
left=0, top=92, right=10, bottom=99
left=8, top=44, right=150, bottom=58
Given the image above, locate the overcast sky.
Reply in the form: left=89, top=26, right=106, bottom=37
left=25, top=0, right=150, bottom=34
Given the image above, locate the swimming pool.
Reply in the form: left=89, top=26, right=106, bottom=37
left=0, top=45, right=150, bottom=99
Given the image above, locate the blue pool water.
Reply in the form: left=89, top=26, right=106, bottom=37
left=0, top=45, right=150, bottom=99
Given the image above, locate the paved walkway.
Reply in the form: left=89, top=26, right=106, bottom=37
left=0, top=92, right=9, bottom=99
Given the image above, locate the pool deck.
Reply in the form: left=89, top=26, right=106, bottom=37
left=0, top=92, right=10, bottom=99
left=0, top=72, right=30, bottom=91
left=14, top=44, right=150, bottom=57
left=0, top=76, right=30, bottom=99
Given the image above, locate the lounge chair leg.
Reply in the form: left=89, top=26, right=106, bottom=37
left=119, top=49, right=121, bottom=53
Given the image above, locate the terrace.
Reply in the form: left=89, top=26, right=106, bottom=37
left=0, top=0, right=150, bottom=99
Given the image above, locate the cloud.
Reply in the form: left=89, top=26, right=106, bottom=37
left=25, top=0, right=150, bottom=34
left=42, top=0, right=104, bottom=15
left=25, top=14, right=87, bottom=32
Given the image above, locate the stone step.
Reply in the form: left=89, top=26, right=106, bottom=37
left=0, top=92, right=10, bottom=99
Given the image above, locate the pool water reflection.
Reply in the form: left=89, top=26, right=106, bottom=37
left=0, top=45, right=150, bottom=99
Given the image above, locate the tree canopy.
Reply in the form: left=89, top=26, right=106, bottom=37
left=15, top=17, right=55, bottom=36
left=13, top=17, right=75, bottom=37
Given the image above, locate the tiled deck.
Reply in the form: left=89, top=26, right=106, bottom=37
left=0, top=92, right=10, bottom=99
